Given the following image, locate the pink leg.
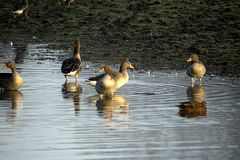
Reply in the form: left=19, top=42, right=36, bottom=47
left=75, top=74, right=79, bottom=84
left=199, top=77, right=203, bottom=86
left=191, top=78, right=195, bottom=87
left=65, top=75, right=68, bottom=83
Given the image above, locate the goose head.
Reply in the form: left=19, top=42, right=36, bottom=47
left=187, top=54, right=200, bottom=63
left=120, top=58, right=134, bottom=72
left=99, top=65, right=112, bottom=73
left=3, top=61, right=16, bottom=70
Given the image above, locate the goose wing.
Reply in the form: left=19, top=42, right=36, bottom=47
left=13, top=2, right=28, bottom=12
left=61, top=58, right=82, bottom=74
left=0, top=73, right=12, bottom=88
left=88, top=73, right=107, bottom=81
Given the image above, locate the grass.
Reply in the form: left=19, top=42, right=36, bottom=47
left=0, top=0, right=239, bottom=76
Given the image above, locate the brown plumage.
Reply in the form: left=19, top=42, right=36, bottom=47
left=87, top=58, right=134, bottom=95
left=61, top=39, right=82, bottom=83
left=12, top=0, right=29, bottom=19
left=0, top=61, right=23, bottom=91
left=59, top=0, right=75, bottom=8
left=186, top=54, right=206, bottom=86
left=99, top=65, right=119, bottom=79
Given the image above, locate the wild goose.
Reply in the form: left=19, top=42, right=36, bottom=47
left=86, top=64, right=118, bottom=87
left=59, top=0, right=75, bottom=8
left=0, top=61, right=23, bottom=91
left=87, top=58, right=134, bottom=95
left=12, top=0, right=29, bottom=19
left=61, top=39, right=82, bottom=83
left=186, top=54, right=206, bottom=86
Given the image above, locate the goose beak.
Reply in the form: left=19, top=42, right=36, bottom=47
left=99, top=68, right=105, bottom=72
left=129, top=64, right=134, bottom=70
left=187, top=57, right=192, bottom=62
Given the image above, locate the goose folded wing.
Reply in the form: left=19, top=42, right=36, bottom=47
left=0, top=73, right=12, bottom=88
left=61, top=58, right=81, bottom=74
left=13, top=3, right=27, bottom=11
left=88, top=73, right=107, bottom=81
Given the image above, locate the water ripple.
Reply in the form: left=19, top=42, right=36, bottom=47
left=0, top=43, right=240, bottom=160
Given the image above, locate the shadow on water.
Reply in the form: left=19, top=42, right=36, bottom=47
left=177, top=85, right=207, bottom=118
left=88, top=94, right=129, bottom=120
left=61, top=82, right=82, bottom=115
left=0, top=90, right=23, bottom=119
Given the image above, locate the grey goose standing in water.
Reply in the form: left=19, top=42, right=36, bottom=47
left=12, top=0, right=29, bottom=19
left=61, top=39, right=82, bottom=83
left=186, top=54, right=206, bottom=87
left=87, top=58, right=134, bottom=95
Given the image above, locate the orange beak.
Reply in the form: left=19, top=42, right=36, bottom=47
left=99, top=67, right=105, bottom=73
left=129, top=63, right=134, bottom=70
left=187, top=57, right=192, bottom=62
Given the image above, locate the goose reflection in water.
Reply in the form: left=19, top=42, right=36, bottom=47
left=0, top=90, right=23, bottom=119
left=177, top=85, right=207, bottom=118
left=88, top=94, right=129, bottom=121
left=62, top=82, right=82, bottom=115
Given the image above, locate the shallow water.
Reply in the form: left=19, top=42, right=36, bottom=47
left=0, top=43, right=240, bottom=160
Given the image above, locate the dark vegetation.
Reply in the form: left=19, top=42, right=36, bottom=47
left=0, top=0, right=239, bottom=76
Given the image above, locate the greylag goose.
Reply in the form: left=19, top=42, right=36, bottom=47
left=0, top=61, right=23, bottom=91
left=186, top=54, right=206, bottom=86
left=59, top=0, right=75, bottom=8
left=12, top=0, right=29, bottom=19
left=86, top=65, right=118, bottom=87
left=87, top=58, right=134, bottom=95
left=61, top=39, right=82, bottom=83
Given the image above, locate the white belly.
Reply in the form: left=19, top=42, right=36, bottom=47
left=66, top=71, right=77, bottom=76
left=13, top=10, right=24, bottom=14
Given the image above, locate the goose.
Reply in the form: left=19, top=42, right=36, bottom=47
left=186, top=54, right=206, bottom=86
left=61, top=39, right=82, bottom=83
left=12, top=0, right=29, bottom=19
left=86, top=64, right=118, bottom=87
left=87, top=58, right=134, bottom=95
left=0, top=61, right=23, bottom=91
left=115, top=58, right=134, bottom=89
left=59, top=0, right=75, bottom=8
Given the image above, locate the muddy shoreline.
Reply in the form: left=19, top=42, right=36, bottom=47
left=0, top=0, right=239, bottom=77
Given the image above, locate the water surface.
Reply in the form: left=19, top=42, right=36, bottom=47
left=0, top=43, right=240, bottom=160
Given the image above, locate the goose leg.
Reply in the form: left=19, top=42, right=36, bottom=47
left=24, top=9, right=29, bottom=19
left=199, top=77, right=203, bottom=86
left=99, top=94, right=104, bottom=99
left=13, top=14, right=17, bottom=19
left=75, top=74, right=79, bottom=84
left=65, top=75, right=68, bottom=83
left=191, top=78, right=195, bottom=87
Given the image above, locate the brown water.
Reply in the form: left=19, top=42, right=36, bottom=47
left=0, top=43, right=240, bottom=160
